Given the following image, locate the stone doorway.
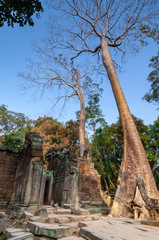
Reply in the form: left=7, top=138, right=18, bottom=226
left=38, top=170, right=53, bottom=206
left=43, top=178, right=51, bottom=205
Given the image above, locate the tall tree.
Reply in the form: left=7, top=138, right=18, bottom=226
left=92, top=116, right=154, bottom=193
left=0, top=0, right=43, bottom=27
left=20, top=54, right=97, bottom=157
left=46, top=0, right=159, bottom=218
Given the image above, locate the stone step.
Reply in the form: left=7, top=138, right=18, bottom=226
left=59, top=237, right=85, bottom=240
left=5, top=227, right=34, bottom=240
left=54, top=208, right=72, bottom=215
left=27, top=221, right=75, bottom=238
left=71, top=209, right=90, bottom=216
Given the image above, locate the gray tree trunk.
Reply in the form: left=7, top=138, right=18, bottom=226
left=101, top=35, right=159, bottom=218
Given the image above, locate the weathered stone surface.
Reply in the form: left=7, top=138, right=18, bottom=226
left=54, top=208, right=72, bottom=215
left=77, top=160, right=106, bottom=211
left=0, top=132, right=43, bottom=209
left=55, top=217, right=70, bottom=224
left=67, top=215, right=85, bottom=222
left=34, top=208, right=48, bottom=217
left=0, top=212, right=8, bottom=219
left=71, top=209, right=90, bottom=216
left=45, top=216, right=56, bottom=224
left=22, top=212, right=33, bottom=222
left=7, top=233, right=34, bottom=240
left=27, top=221, right=73, bottom=238
left=59, top=237, right=85, bottom=240
left=141, top=220, right=159, bottom=227
left=79, top=218, right=159, bottom=240
left=5, top=228, right=30, bottom=238
left=5, top=229, right=34, bottom=240
left=30, top=216, right=47, bottom=223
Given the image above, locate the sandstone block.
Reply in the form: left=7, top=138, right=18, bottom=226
left=34, top=208, right=48, bottom=217
left=27, top=221, right=73, bottom=238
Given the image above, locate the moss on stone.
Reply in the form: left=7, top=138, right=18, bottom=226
left=42, top=229, right=57, bottom=238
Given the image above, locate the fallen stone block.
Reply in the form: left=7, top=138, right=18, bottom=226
left=0, top=212, right=8, bottom=219
left=30, top=216, right=47, bottom=223
left=27, top=221, right=74, bottom=238
left=55, top=217, right=70, bottom=224
left=68, top=215, right=85, bottom=223
left=22, top=212, right=33, bottom=222
left=71, top=209, right=90, bottom=216
left=54, top=208, right=72, bottom=215
left=45, top=216, right=56, bottom=224
left=6, top=231, right=34, bottom=240
left=5, top=228, right=26, bottom=238
left=59, top=237, right=85, bottom=240
left=34, top=208, right=48, bottom=217
left=78, top=222, right=88, bottom=228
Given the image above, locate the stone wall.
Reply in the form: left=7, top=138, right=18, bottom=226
left=46, top=149, right=78, bottom=208
left=0, top=147, right=20, bottom=208
left=0, top=133, right=44, bottom=209
left=77, top=157, right=106, bottom=210
left=46, top=149, right=106, bottom=211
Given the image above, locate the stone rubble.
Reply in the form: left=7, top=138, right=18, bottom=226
left=0, top=206, right=159, bottom=240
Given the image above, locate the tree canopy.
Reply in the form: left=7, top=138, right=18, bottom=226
left=0, top=0, right=43, bottom=27
left=0, top=104, right=32, bottom=147
left=92, top=116, right=159, bottom=192
left=143, top=52, right=159, bottom=106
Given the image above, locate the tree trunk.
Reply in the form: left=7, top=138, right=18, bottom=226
left=74, top=69, right=86, bottom=157
left=79, top=96, right=86, bottom=157
left=101, top=35, right=159, bottom=218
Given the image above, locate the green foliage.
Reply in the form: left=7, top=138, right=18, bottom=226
left=65, top=120, right=80, bottom=151
left=76, top=77, right=106, bottom=134
left=0, top=104, right=32, bottom=135
left=147, top=117, right=159, bottom=188
left=140, top=24, right=159, bottom=107
left=91, top=116, right=159, bottom=192
left=85, top=93, right=106, bottom=134
left=143, top=52, right=159, bottom=106
left=0, top=104, right=32, bottom=147
left=0, top=0, right=43, bottom=27
left=91, top=124, right=122, bottom=192
left=139, top=24, right=159, bottom=44
left=2, top=126, right=31, bottom=147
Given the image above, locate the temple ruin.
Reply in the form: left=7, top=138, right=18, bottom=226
left=0, top=132, right=107, bottom=212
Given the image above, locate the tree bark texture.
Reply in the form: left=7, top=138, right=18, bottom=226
left=75, top=69, right=86, bottom=157
left=101, top=35, right=159, bottom=218
left=79, top=95, right=86, bottom=157
left=136, top=175, right=159, bottom=209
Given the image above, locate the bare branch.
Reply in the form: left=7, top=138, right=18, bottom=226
left=71, top=44, right=101, bottom=60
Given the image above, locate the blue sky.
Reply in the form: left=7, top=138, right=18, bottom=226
left=0, top=9, right=158, bottom=126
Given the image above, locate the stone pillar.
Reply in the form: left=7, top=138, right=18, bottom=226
left=23, top=161, right=33, bottom=205
left=30, top=160, right=43, bottom=205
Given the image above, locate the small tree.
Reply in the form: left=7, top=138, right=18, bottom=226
left=76, top=82, right=106, bottom=135
left=31, top=117, right=67, bottom=155
left=20, top=54, right=97, bottom=156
